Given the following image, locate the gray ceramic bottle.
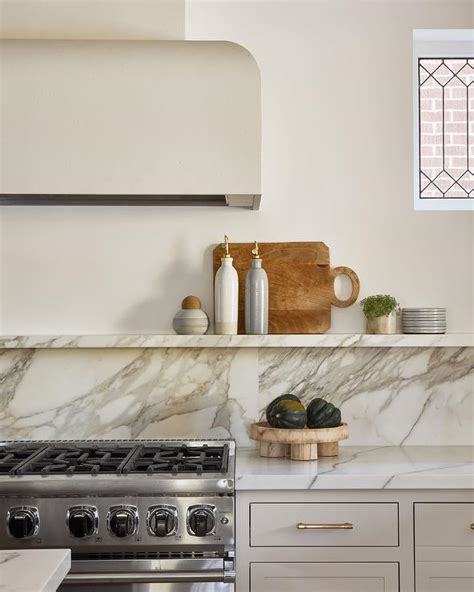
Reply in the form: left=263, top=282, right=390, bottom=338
left=245, top=242, right=269, bottom=334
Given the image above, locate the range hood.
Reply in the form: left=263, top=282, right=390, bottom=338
left=0, top=39, right=261, bottom=208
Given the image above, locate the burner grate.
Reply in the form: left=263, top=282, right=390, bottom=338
left=123, top=444, right=229, bottom=475
left=16, top=446, right=136, bottom=475
left=0, top=440, right=231, bottom=476
left=0, top=444, right=47, bottom=475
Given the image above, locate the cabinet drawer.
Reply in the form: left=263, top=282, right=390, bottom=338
left=415, top=503, right=474, bottom=547
left=250, top=503, right=398, bottom=547
left=251, top=562, right=399, bottom=592
left=416, top=561, right=474, bottom=592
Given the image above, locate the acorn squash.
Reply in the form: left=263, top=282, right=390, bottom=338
left=265, top=394, right=301, bottom=424
left=267, top=398, right=307, bottom=429
left=307, top=398, right=341, bottom=429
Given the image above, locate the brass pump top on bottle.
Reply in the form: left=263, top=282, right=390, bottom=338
left=222, top=235, right=231, bottom=258
left=251, top=241, right=261, bottom=259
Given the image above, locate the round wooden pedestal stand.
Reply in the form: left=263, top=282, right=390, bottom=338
left=250, top=422, right=349, bottom=461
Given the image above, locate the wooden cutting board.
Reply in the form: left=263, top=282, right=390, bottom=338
left=212, top=242, right=359, bottom=334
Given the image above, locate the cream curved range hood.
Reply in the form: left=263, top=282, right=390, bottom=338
left=0, top=37, right=261, bottom=208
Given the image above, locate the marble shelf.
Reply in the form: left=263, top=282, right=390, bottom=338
left=0, top=333, right=472, bottom=349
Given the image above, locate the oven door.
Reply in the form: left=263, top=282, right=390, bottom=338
left=59, top=558, right=235, bottom=592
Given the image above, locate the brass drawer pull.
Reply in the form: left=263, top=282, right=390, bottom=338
left=296, top=522, right=353, bottom=530
left=470, top=524, right=474, bottom=530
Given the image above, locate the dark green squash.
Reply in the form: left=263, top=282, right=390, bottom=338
left=265, top=394, right=301, bottom=424
left=267, top=399, right=307, bottom=429
left=307, top=398, right=341, bottom=429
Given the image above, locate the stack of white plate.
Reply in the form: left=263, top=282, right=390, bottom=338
left=402, top=308, right=446, bottom=334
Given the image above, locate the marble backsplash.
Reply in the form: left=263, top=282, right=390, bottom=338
left=0, top=347, right=472, bottom=446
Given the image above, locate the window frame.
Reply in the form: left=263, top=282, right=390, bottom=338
left=413, top=29, right=474, bottom=211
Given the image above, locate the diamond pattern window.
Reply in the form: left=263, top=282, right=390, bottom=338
left=414, top=31, right=473, bottom=211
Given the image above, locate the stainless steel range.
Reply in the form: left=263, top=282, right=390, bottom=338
left=0, top=439, right=235, bottom=591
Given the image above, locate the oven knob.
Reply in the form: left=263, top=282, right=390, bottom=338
left=108, top=506, right=138, bottom=538
left=147, top=506, right=177, bottom=537
left=67, top=506, right=97, bottom=538
left=7, top=507, right=39, bottom=539
left=187, top=506, right=216, bottom=537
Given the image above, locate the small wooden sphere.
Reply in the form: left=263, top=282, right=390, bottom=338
left=182, top=295, right=202, bottom=310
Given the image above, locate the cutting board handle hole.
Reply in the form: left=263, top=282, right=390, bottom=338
left=334, top=273, right=353, bottom=301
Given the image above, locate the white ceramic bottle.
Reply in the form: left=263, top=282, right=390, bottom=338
left=214, top=235, right=239, bottom=335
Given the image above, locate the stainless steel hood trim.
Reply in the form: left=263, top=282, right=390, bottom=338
left=0, top=194, right=261, bottom=209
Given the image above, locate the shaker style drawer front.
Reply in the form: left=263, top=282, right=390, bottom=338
left=251, top=562, right=399, bottom=592
left=416, top=561, right=474, bottom=592
left=415, top=503, right=474, bottom=547
left=250, top=503, right=399, bottom=547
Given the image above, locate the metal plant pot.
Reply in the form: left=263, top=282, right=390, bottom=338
left=366, top=311, right=398, bottom=335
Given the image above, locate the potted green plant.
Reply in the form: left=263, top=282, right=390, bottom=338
left=360, top=295, right=399, bottom=335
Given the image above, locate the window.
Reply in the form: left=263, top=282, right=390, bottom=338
left=413, top=30, right=473, bottom=211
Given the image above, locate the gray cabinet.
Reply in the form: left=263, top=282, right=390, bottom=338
left=251, top=562, right=399, bottom=592
left=237, top=490, right=474, bottom=592
left=415, top=503, right=474, bottom=592
left=415, top=503, right=474, bottom=547
left=416, top=562, right=474, bottom=592
left=250, top=502, right=398, bottom=547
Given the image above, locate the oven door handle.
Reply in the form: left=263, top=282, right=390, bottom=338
left=64, top=569, right=235, bottom=584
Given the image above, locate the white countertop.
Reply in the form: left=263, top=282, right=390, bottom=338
left=235, top=446, right=474, bottom=490
left=0, top=549, right=70, bottom=592
left=0, top=333, right=472, bottom=349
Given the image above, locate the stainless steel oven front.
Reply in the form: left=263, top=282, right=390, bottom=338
left=0, top=439, right=236, bottom=592
left=59, top=557, right=235, bottom=591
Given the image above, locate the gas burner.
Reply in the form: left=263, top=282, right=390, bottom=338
left=16, top=446, right=135, bottom=475
left=123, top=444, right=229, bottom=475
left=0, top=440, right=231, bottom=477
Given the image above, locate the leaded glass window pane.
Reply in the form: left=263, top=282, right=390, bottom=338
left=418, top=57, right=473, bottom=201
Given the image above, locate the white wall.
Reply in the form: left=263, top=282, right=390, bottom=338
left=1, top=0, right=473, bottom=334
left=0, top=0, right=185, bottom=40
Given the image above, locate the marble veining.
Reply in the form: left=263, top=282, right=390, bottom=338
left=0, top=348, right=258, bottom=445
left=0, top=551, right=20, bottom=565
left=259, top=347, right=474, bottom=446
left=235, top=446, right=474, bottom=490
left=0, top=346, right=472, bottom=446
